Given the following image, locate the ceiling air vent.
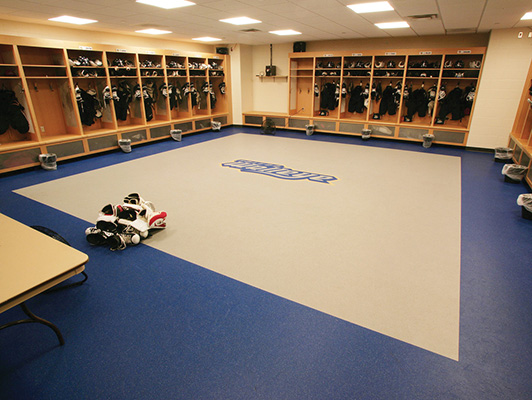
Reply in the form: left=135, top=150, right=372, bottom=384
left=446, top=28, right=477, bottom=34
left=408, top=14, right=438, bottom=20
left=240, top=28, right=261, bottom=32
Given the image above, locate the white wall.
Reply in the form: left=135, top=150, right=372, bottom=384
left=250, top=43, right=291, bottom=113
left=468, top=28, right=532, bottom=149
left=230, top=44, right=253, bottom=124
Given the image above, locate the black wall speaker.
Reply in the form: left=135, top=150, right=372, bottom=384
left=293, top=41, right=306, bottom=52
left=265, top=65, right=277, bottom=76
left=216, top=47, right=229, bottom=55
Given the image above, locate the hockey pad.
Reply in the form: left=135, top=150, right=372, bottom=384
left=147, top=210, right=167, bottom=229
left=108, top=233, right=126, bottom=251
left=86, top=227, right=114, bottom=246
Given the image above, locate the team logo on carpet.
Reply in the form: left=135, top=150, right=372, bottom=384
left=221, top=159, right=337, bottom=184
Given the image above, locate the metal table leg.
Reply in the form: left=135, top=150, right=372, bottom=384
left=0, top=302, right=65, bottom=345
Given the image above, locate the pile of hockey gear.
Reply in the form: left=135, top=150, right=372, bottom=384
left=85, top=193, right=167, bottom=251
left=0, top=88, right=30, bottom=135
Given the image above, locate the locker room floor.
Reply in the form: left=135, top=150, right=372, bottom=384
left=1, top=127, right=531, bottom=399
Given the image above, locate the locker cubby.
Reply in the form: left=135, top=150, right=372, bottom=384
left=290, top=57, right=313, bottom=71
left=0, top=44, right=16, bottom=64
left=0, top=65, right=18, bottom=78
left=17, top=46, right=65, bottom=66
left=141, top=77, right=170, bottom=123
left=343, top=56, right=372, bottom=77
left=110, top=78, right=144, bottom=128
left=369, top=80, right=402, bottom=124
left=194, top=118, right=211, bottom=130
left=189, top=57, right=207, bottom=77
left=26, top=78, right=80, bottom=139
left=341, top=78, right=371, bottom=121
left=0, top=78, right=37, bottom=147
left=190, top=77, right=209, bottom=116
left=67, top=49, right=105, bottom=80
left=166, top=55, right=187, bottom=77
left=315, top=57, right=342, bottom=76
left=174, top=121, right=193, bottom=133
left=442, top=54, right=483, bottom=79
left=74, top=78, right=116, bottom=134
left=208, top=57, right=224, bottom=77
left=406, top=55, right=442, bottom=78
left=149, top=124, right=172, bottom=139
left=209, top=76, right=228, bottom=114
left=433, top=80, right=477, bottom=129
left=373, top=55, right=406, bottom=77
left=290, top=76, right=313, bottom=116
left=167, top=77, right=190, bottom=119
left=400, top=80, right=439, bottom=126
left=106, top=52, right=138, bottom=77
left=138, top=54, right=163, bottom=70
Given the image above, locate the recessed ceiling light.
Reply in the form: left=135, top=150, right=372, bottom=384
left=347, top=1, right=393, bottom=14
left=375, top=21, right=410, bottom=29
left=521, top=12, right=532, bottom=20
left=136, top=28, right=172, bottom=35
left=48, top=15, right=98, bottom=25
left=136, top=0, right=195, bottom=9
left=269, top=29, right=302, bottom=36
left=220, top=17, right=261, bottom=25
left=192, top=37, right=222, bottom=42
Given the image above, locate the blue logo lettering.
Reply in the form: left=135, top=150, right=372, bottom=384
left=221, top=159, right=338, bottom=184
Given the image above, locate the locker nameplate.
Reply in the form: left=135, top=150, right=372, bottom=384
left=79, top=46, right=93, bottom=50
left=458, top=50, right=471, bottom=54
left=385, top=52, right=397, bottom=55
left=419, top=51, right=432, bottom=55
left=352, top=53, right=363, bottom=56
left=116, top=49, right=127, bottom=52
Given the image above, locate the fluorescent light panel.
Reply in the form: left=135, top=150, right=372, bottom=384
left=136, top=0, right=195, bottom=9
left=269, top=29, right=301, bottom=36
left=348, top=1, right=393, bottom=14
left=521, top=12, right=532, bottom=20
left=375, top=21, right=410, bottom=29
left=48, top=15, right=97, bottom=25
left=136, top=28, right=172, bottom=34
left=220, top=17, right=261, bottom=25
left=192, top=37, right=222, bottom=42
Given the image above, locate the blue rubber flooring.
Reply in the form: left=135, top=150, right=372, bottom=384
left=1, top=127, right=532, bottom=400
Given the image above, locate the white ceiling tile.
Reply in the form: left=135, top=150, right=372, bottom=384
left=437, top=0, right=486, bottom=30
left=391, top=0, right=439, bottom=17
